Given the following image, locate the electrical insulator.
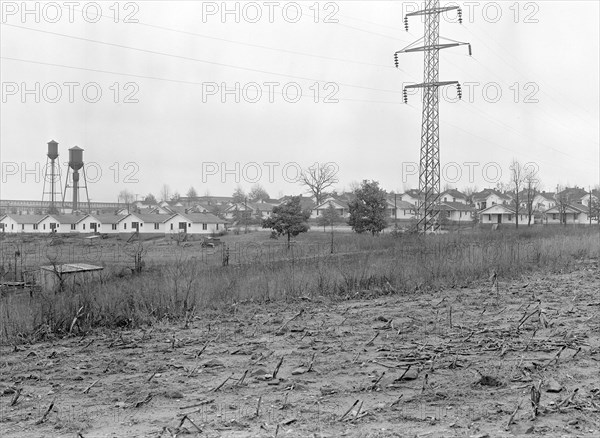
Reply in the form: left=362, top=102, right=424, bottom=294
left=458, top=8, right=463, bottom=24
left=404, top=17, right=409, bottom=31
left=394, top=53, right=399, bottom=68
left=403, top=89, right=408, bottom=104
left=468, top=44, right=472, bottom=56
left=457, top=84, right=462, bottom=100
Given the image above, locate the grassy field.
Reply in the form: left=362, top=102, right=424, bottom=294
left=1, top=226, right=598, bottom=344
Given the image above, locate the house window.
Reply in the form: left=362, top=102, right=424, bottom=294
left=124, top=223, right=127, bottom=230
left=487, top=215, right=491, bottom=222
left=83, top=224, right=86, bottom=230
left=33, top=224, right=38, bottom=230
left=154, top=223, right=159, bottom=230
left=508, top=215, right=512, bottom=221
left=170, top=224, right=173, bottom=230
left=43, top=224, right=46, bottom=230
left=203, top=223, right=207, bottom=230
left=71, top=224, right=76, bottom=230
left=553, top=214, right=557, bottom=220
left=112, top=224, right=117, bottom=230
left=216, top=224, right=219, bottom=230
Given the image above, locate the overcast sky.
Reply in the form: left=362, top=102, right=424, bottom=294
left=1, top=0, right=598, bottom=202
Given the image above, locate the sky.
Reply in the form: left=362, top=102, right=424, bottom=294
left=1, top=0, right=599, bottom=203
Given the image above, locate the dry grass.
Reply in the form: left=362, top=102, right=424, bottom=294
left=1, top=226, right=598, bottom=344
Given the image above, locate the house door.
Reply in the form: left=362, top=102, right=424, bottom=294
left=132, top=222, right=139, bottom=231
left=178, top=222, right=187, bottom=232
left=91, top=223, right=97, bottom=232
left=497, top=215, right=502, bottom=224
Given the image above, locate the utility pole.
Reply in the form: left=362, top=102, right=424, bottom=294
left=395, top=0, right=470, bottom=234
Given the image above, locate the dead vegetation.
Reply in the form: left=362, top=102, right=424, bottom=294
left=0, top=257, right=598, bottom=437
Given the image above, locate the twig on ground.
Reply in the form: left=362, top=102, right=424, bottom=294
left=211, top=373, right=233, bottom=392
left=339, top=400, right=359, bottom=421
left=506, top=400, right=522, bottom=429
left=10, top=387, right=22, bottom=406
left=83, top=378, right=100, bottom=394
left=272, top=357, right=284, bottom=379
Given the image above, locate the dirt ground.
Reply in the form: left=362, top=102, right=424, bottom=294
left=1, top=259, right=599, bottom=438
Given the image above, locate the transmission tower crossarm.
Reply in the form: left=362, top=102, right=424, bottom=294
left=406, top=81, right=458, bottom=89
left=406, top=6, right=459, bottom=16
left=401, top=42, right=462, bottom=53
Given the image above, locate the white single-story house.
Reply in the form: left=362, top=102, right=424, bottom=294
left=42, top=214, right=86, bottom=234
left=224, top=202, right=276, bottom=220
left=437, top=202, right=477, bottom=223
left=311, top=198, right=350, bottom=219
left=479, top=204, right=527, bottom=225
left=167, top=212, right=228, bottom=234
left=0, top=214, right=48, bottom=233
left=544, top=204, right=593, bottom=225
left=387, top=199, right=417, bottom=221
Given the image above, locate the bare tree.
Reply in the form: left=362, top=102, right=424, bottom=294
left=160, top=184, right=171, bottom=202
left=555, top=185, right=570, bottom=226
left=509, top=159, right=525, bottom=228
left=523, top=165, right=541, bottom=226
left=186, top=186, right=198, bottom=204
left=300, top=163, right=339, bottom=205
left=462, top=186, right=478, bottom=204
left=119, top=189, right=135, bottom=213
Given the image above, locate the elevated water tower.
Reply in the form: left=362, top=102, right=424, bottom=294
left=63, top=146, right=90, bottom=213
left=41, top=140, right=63, bottom=214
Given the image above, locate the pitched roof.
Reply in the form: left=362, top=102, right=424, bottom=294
left=479, top=204, right=516, bottom=214
left=557, top=187, right=588, bottom=200
left=178, top=212, right=227, bottom=223
left=2, top=214, right=48, bottom=224
left=440, top=189, right=468, bottom=200
left=129, top=213, right=176, bottom=223
left=472, top=188, right=511, bottom=202
left=315, top=197, right=349, bottom=210
left=545, top=204, right=586, bottom=214
left=386, top=199, right=415, bottom=210
left=87, top=214, right=128, bottom=224
left=438, top=202, right=476, bottom=211
left=47, top=214, right=87, bottom=224
left=402, top=189, right=423, bottom=199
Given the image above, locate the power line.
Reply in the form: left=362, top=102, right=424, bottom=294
left=2, top=23, right=403, bottom=95
left=0, top=56, right=404, bottom=105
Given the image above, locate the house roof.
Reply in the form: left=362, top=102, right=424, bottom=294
left=479, top=204, right=516, bottom=214
left=557, top=187, right=588, bottom=200
left=437, top=202, right=476, bottom=212
left=402, top=189, right=423, bottom=199
left=545, top=204, right=586, bottom=214
left=47, top=214, right=87, bottom=224
left=277, top=196, right=316, bottom=211
left=315, top=197, right=349, bottom=210
left=472, top=189, right=511, bottom=202
left=86, top=214, right=128, bottom=224
left=128, top=213, right=176, bottom=223
left=386, top=199, right=415, bottom=210
left=535, top=192, right=556, bottom=201
left=178, top=212, right=227, bottom=223
left=2, top=214, right=48, bottom=224
left=440, top=189, right=468, bottom=200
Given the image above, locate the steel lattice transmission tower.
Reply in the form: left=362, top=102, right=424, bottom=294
left=394, top=0, right=471, bottom=234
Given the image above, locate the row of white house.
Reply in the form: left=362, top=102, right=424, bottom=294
left=0, top=212, right=228, bottom=235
